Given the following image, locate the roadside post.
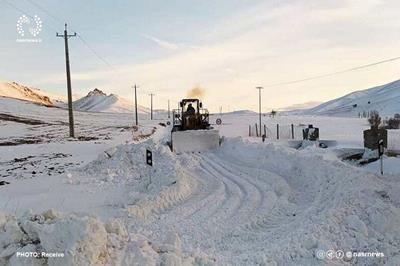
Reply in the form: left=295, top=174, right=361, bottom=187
left=378, top=139, right=384, bottom=175
left=146, top=149, right=153, bottom=167
left=145, top=149, right=153, bottom=190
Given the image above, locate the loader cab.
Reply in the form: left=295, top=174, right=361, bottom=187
left=172, top=99, right=210, bottom=131
left=170, top=98, right=219, bottom=153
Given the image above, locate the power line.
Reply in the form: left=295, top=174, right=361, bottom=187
left=75, top=34, right=116, bottom=70
left=10, top=0, right=116, bottom=70
left=3, top=0, right=59, bottom=32
left=25, top=0, right=63, bottom=26
left=263, top=56, right=400, bottom=88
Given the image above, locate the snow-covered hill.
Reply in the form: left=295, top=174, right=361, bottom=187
left=0, top=81, right=63, bottom=106
left=300, top=79, right=400, bottom=117
left=0, top=81, right=149, bottom=114
left=73, top=88, right=149, bottom=114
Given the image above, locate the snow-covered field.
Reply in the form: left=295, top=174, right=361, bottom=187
left=1, top=98, right=400, bottom=265
left=294, top=79, right=400, bottom=117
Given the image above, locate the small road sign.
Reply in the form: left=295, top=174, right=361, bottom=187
left=146, top=149, right=153, bottom=166
left=378, top=139, right=384, bottom=156
left=378, top=139, right=384, bottom=175
left=216, top=118, right=222, bottom=125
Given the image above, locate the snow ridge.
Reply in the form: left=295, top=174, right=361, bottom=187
left=73, top=88, right=149, bottom=114
left=300, top=79, right=400, bottom=117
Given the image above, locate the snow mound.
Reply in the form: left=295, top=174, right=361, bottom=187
left=74, top=135, right=196, bottom=219
left=0, top=210, right=213, bottom=266
left=73, top=88, right=149, bottom=114
left=299, top=79, right=400, bottom=117
left=213, top=138, right=400, bottom=265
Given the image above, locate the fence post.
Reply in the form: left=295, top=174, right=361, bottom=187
left=277, top=124, right=279, bottom=140
left=255, top=123, right=259, bottom=137
left=264, top=124, right=266, bottom=138
left=249, top=125, right=251, bottom=137
left=291, top=124, right=294, bottom=139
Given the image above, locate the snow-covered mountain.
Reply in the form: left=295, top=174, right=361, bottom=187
left=0, top=81, right=63, bottom=106
left=0, top=81, right=149, bottom=114
left=299, top=79, right=400, bottom=117
left=73, top=88, right=149, bottom=114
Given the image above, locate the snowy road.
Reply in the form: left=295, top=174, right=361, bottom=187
left=121, top=136, right=400, bottom=265
left=1, top=99, right=400, bottom=265
left=135, top=148, right=298, bottom=264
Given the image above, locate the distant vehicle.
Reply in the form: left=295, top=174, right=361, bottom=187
left=170, top=99, right=220, bottom=153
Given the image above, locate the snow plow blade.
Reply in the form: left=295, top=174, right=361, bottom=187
left=171, top=129, right=220, bottom=153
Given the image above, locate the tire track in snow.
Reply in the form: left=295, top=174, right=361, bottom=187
left=141, top=162, right=232, bottom=236
left=150, top=152, right=248, bottom=238
left=193, top=154, right=245, bottom=226
left=211, top=154, right=297, bottom=231
left=133, top=154, right=247, bottom=245
left=164, top=166, right=230, bottom=226
left=205, top=153, right=285, bottom=232
left=197, top=153, right=264, bottom=230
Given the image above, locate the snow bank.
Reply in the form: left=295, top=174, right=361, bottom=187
left=362, top=155, right=400, bottom=175
left=212, top=138, right=400, bottom=265
left=0, top=210, right=214, bottom=266
left=72, top=135, right=196, bottom=219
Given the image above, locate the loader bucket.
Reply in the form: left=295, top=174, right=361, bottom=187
left=171, top=129, right=220, bottom=153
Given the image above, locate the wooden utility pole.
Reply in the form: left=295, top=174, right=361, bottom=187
left=57, top=23, right=76, bottom=138
left=149, top=93, right=155, bottom=120
left=256, top=86, right=263, bottom=138
left=168, top=99, right=170, bottom=119
left=133, top=85, right=138, bottom=126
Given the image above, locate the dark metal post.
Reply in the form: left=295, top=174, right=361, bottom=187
left=256, top=87, right=263, bottom=139
left=134, top=85, right=138, bottom=126
left=149, top=93, right=155, bottom=120
left=378, top=139, right=384, bottom=175
left=57, top=23, right=76, bottom=138
left=291, top=124, right=294, bottom=139
left=277, top=124, right=279, bottom=140
left=255, top=123, right=258, bottom=137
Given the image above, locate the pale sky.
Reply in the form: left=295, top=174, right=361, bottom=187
left=1, top=0, right=400, bottom=112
